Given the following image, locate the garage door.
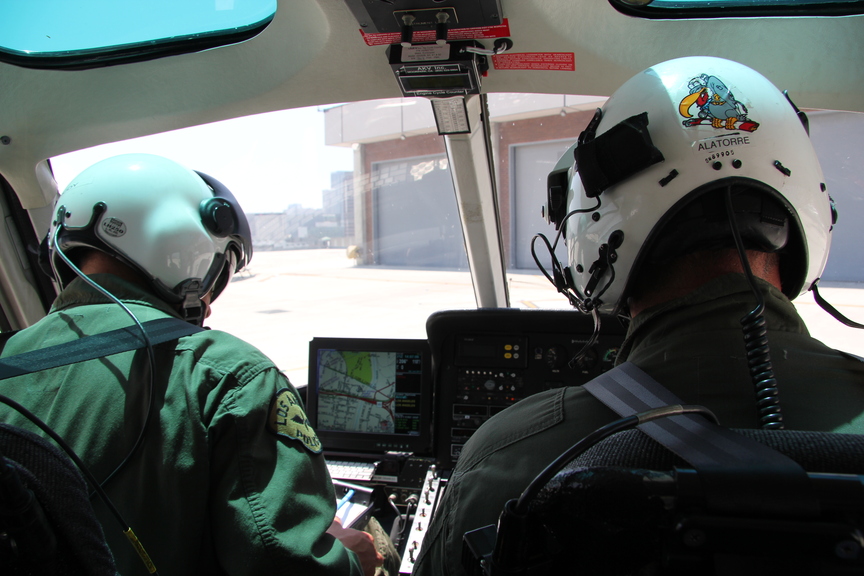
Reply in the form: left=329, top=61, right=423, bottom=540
left=372, top=155, right=468, bottom=269
left=811, top=110, right=864, bottom=283
left=512, top=140, right=573, bottom=270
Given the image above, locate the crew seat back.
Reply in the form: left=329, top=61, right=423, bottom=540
left=0, top=423, right=118, bottom=576
left=481, top=428, right=864, bottom=575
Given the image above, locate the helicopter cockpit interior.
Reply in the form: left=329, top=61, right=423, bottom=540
left=1, top=1, right=863, bottom=575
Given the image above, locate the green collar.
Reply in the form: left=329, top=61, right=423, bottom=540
left=51, top=274, right=181, bottom=319
left=618, top=273, right=809, bottom=363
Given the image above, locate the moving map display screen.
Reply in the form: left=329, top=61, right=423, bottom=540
left=306, top=337, right=433, bottom=455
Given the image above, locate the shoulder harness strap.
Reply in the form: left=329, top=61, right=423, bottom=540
left=0, top=317, right=203, bottom=382
left=583, top=362, right=818, bottom=516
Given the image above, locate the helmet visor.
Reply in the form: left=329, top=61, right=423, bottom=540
left=209, top=248, right=238, bottom=302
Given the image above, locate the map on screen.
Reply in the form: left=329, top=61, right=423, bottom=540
left=315, top=348, right=423, bottom=436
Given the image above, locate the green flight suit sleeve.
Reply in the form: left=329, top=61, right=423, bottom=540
left=207, top=364, right=363, bottom=575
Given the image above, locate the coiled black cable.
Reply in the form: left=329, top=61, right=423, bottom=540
left=741, top=311, right=783, bottom=428
left=724, top=189, right=784, bottom=430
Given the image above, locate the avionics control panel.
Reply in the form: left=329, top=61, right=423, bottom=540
left=398, top=465, right=444, bottom=575
left=426, top=309, right=626, bottom=470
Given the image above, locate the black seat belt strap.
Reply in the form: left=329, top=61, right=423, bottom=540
left=0, top=317, right=203, bottom=381
left=583, top=362, right=818, bottom=516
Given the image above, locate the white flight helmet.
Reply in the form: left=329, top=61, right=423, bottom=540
left=45, top=153, right=252, bottom=324
left=545, top=56, right=834, bottom=316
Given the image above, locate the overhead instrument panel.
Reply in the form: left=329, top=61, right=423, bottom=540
left=342, top=0, right=504, bottom=35
left=343, top=0, right=513, bottom=104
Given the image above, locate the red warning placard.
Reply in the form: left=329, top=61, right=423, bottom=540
left=492, top=52, right=575, bottom=71
left=360, top=19, right=512, bottom=47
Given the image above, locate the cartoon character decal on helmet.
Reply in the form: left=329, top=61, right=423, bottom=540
left=679, top=72, right=760, bottom=132
left=542, top=56, right=834, bottom=317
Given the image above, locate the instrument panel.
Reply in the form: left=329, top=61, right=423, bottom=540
left=426, top=309, right=626, bottom=470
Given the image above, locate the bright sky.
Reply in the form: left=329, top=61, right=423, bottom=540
left=51, top=106, right=354, bottom=213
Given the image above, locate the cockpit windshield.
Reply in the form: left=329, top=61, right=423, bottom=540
left=51, top=96, right=864, bottom=386
left=0, top=0, right=276, bottom=69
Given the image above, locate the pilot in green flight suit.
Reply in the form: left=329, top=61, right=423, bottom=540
left=0, top=154, right=382, bottom=576
left=414, top=56, right=864, bottom=576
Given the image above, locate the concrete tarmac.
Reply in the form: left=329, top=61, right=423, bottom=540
left=207, top=249, right=864, bottom=388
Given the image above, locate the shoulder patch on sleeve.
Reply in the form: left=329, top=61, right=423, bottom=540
left=268, top=388, right=322, bottom=454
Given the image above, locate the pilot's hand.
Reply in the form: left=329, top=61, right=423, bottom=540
left=327, top=517, right=384, bottom=576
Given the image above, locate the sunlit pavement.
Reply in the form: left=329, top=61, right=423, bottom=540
left=207, top=249, right=864, bottom=388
